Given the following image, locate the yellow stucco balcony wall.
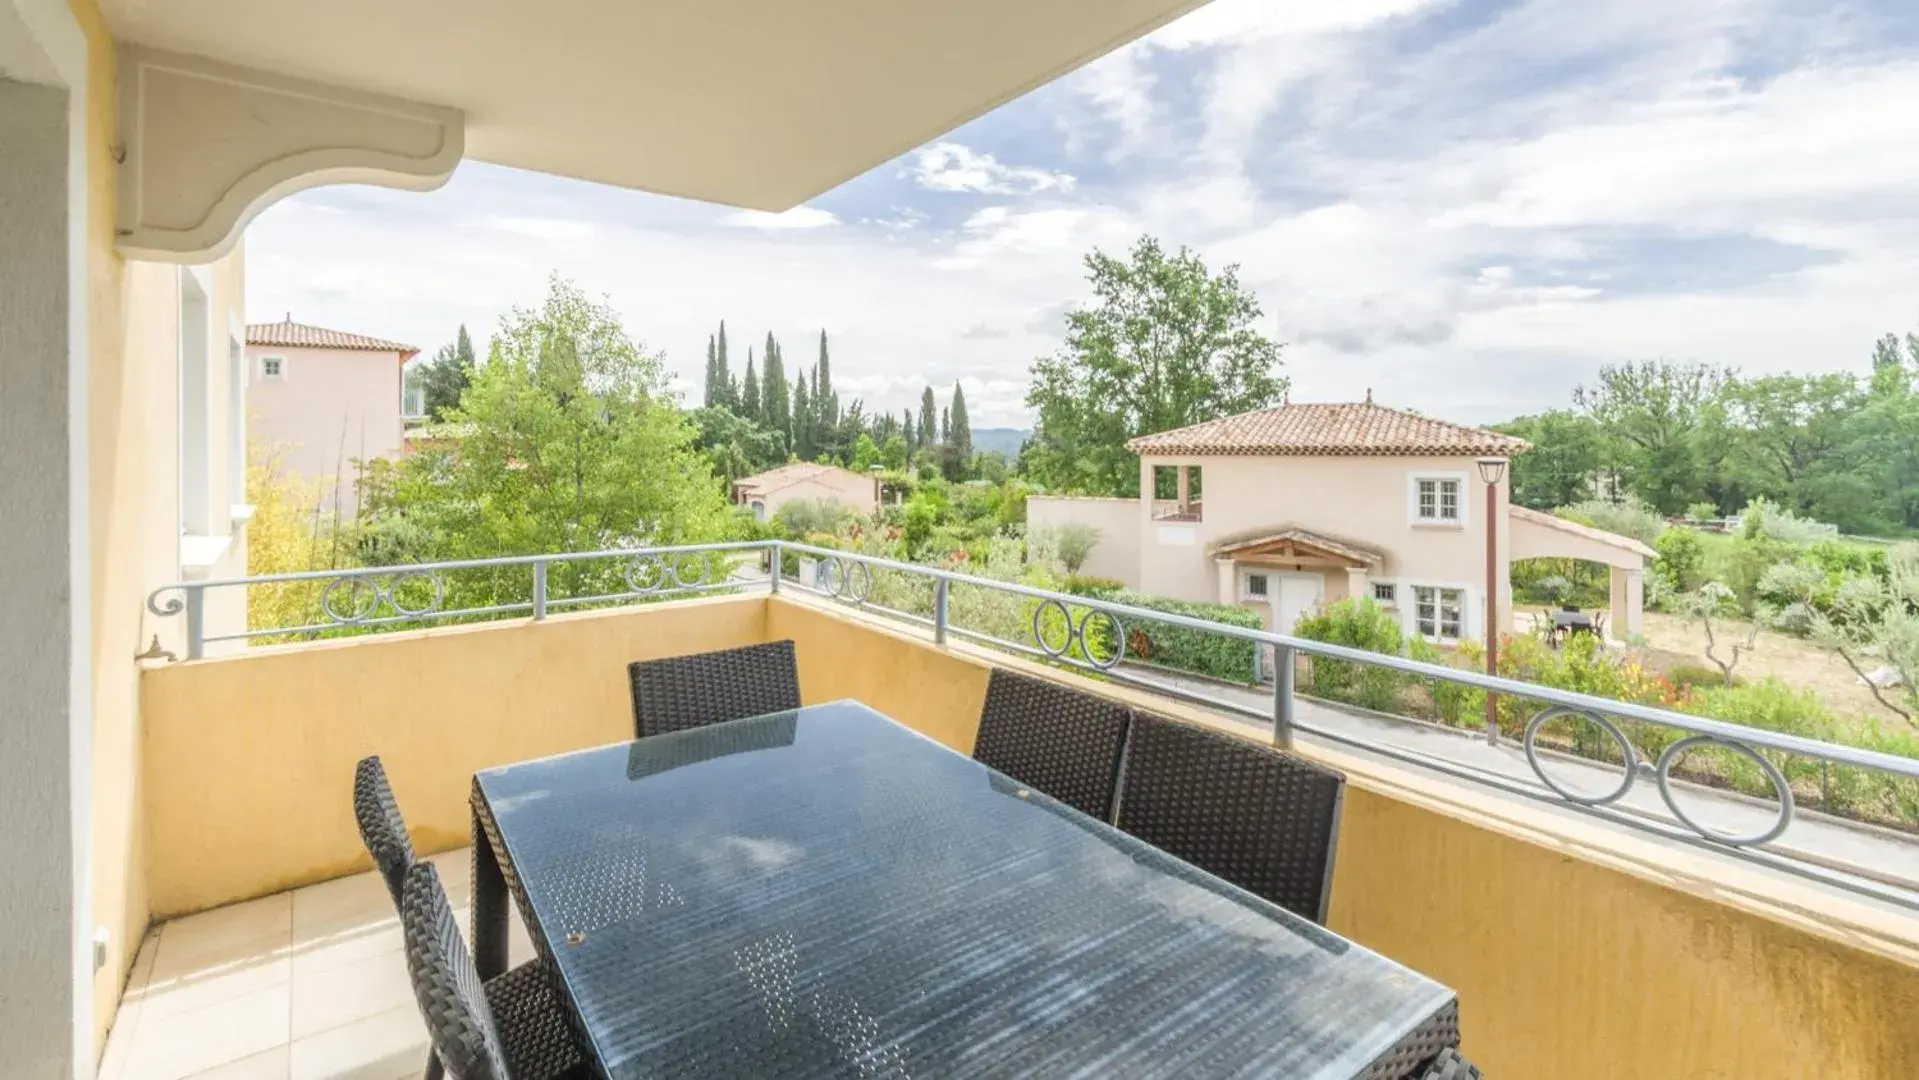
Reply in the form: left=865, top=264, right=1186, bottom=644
left=138, top=593, right=1919, bottom=1078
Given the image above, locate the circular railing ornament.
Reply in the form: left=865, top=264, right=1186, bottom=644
left=321, top=576, right=383, bottom=625
left=1031, top=599, right=1126, bottom=669
left=838, top=561, right=872, bottom=604
left=1077, top=608, right=1127, bottom=670
left=385, top=569, right=447, bottom=618
left=1654, top=735, right=1794, bottom=846
left=1522, top=706, right=1638, bottom=806
left=815, top=556, right=844, bottom=597
left=623, top=555, right=667, bottom=594
left=670, top=551, right=711, bottom=589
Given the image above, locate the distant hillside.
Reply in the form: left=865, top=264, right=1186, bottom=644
left=972, top=428, right=1030, bottom=459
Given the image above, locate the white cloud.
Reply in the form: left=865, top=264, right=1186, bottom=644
left=911, top=143, right=1077, bottom=195
left=717, top=206, right=840, bottom=230
left=246, top=0, right=1919, bottom=431
left=477, top=214, right=595, bottom=240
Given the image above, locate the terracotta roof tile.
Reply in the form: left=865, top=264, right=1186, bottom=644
left=1124, top=401, right=1530, bottom=458
left=246, top=319, right=417, bottom=355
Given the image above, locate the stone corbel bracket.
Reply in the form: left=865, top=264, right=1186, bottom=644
left=116, top=44, right=463, bottom=262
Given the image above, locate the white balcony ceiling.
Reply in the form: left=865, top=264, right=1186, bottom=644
left=98, top=0, right=1211, bottom=210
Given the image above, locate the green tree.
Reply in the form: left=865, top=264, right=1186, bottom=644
left=416, top=324, right=476, bottom=420
left=1025, top=235, right=1287, bottom=496
left=917, top=388, right=938, bottom=463
left=850, top=433, right=881, bottom=471
left=740, top=350, right=761, bottom=423
left=792, top=376, right=813, bottom=461
left=1497, top=409, right=1600, bottom=510
left=1573, top=360, right=1727, bottom=514
left=944, top=381, right=973, bottom=480
left=762, top=334, right=790, bottom=452
left=364, top=276, right=732, bottom=603
left=880, top=435, right=908, bottom=471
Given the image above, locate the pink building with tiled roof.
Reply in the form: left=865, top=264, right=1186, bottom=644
left=1029, top=397, right=1654, bottom=646
left=246, top=317, right=418, bottom=516
left=733, top=462, right=882, bottom=522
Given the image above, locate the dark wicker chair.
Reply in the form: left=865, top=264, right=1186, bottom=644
left=353, top=756, right=416, bottom=906
left=1413, top=1049, right=1483, bottom=1079
left=628, top=640, right=801, bottom=739
left=399, top=862, right=587, bottom=1080
left=972, top=668, right=1132, bottom=820
left=1115, top=713, right=1346, bottom=924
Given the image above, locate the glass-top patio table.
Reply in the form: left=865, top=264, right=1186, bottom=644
left=470, top=700, right=1461, bottom=1079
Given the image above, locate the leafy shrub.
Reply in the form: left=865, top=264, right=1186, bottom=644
left=1062, top=574, right=1125, bottom=596
left=1554, top=495, right=1667, bottom=547
left=1053, top=522, right=1102, bottom=574
left=1653, top=529, right=1706, bottom=593
left=776, top=497, right=852, bottom=538
left=1686, top=501, right=1721, bottom=523
left=1089, top=589, right=1264, bottom=684
left=1293, top=599, right=1413, bottom=712
left=1666, top=663, right=1739, bottom=691
left=1741, top=496, right=1839, bottom=544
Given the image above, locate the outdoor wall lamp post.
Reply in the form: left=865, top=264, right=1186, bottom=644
left=1476, top=457, right=1509, bottom=745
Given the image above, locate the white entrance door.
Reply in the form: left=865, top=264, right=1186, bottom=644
left=1274, top=573, right=1324, bottom=635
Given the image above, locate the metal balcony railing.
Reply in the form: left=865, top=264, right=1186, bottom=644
left=147, top=539, right=1919, bottom=911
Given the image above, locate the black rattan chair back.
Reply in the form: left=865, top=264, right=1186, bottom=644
left=353, top=755, right=417, bottom=906
left=1116, top=713, right=1346, bottom=924
left=973, top=668, right=1132, bottom=821
left=400, top=862, right=512, bottom=1080
left=628, top=640, right=802, bottom=739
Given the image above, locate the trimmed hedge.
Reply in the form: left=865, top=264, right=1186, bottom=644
left=1089, top=589, right=1264, bottom=684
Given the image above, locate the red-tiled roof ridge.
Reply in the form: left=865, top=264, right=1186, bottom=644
left=1124, top=400, right=1530, bottom=457
left=245, top=317, right=417, bottom=356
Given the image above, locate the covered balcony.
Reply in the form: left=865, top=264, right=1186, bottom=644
left=105, top=543, right=1919, bottom=1079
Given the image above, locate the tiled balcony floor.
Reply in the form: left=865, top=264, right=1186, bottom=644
left=100, top=849, right=535, bottom=1080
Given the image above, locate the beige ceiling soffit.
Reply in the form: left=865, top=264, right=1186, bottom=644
left=115, top=45, right=462, bottom=262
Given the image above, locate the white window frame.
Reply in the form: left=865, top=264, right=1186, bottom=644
left=1372, top=582, right=1397, bottom=606
left=1241, top=569, right=1271, bottom=601
left=1407, top=471, right=1468, bottom=528
left=1407, top=583, right=1472, bottom=643
left=260, top=355, right=285, bottom=379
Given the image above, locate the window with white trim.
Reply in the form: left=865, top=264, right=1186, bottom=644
left=1243, top=572, right=1270, bottom=600
left=261, top=356, right=285, bottom=379
left=1373, top=583, right=1397, bottom=605
left=1413, top=586, right=1465, bottom=641
left=1409, top=473, right=1464, bottom=525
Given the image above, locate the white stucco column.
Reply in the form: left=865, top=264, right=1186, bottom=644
left=0, top=42, right=91, bottom=1072
left=1176, top=464, right=1190, bottom=512
left=1610, top=567, right=1645, bottom=639
left=1215, top=558, right=1237, bottom=606
left=1345, top=567, right=1369, bottom=604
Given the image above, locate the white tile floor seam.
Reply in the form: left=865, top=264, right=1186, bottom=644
left=99, top=848, right=528, bottom=1080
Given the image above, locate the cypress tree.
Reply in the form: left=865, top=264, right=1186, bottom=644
left=948, top=381, right=973, bottom=479
left=762, top=334, right=789, bottom=442
left=816, top=331, right=836, bottom=427
left=703, top=334, right=718, bottom=408
left=793, top=377, right=812, bottom=461
left=918, top=387, right=937, bottom=453
left=940, top=406, right=950, bottom=445
left=903, top=408, right=918, bottom=455
left=714, top=320, right=734, bottom=410
left=741, top=350, right=761, bottom=423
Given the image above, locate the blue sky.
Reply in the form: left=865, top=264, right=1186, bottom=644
left=246, top=0, right=1919, bottom=429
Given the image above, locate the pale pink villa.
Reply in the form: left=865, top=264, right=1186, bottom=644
left=245, top=318, right=418, bottom=515
left=1028, top=399, right=1656, bottom=644
left=733, top=462, right=883, bottom=522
